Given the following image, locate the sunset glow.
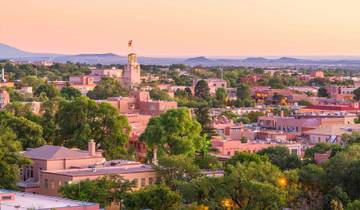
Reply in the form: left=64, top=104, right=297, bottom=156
left=2, top=0, right=360, bottom=56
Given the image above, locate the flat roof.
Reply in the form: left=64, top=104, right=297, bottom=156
left=43, top=164, right=154, bottom=177
left=0, top=189, right=98, bottom=210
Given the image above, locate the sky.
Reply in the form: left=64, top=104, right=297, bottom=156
left=1, top=0, right=360, bottom=57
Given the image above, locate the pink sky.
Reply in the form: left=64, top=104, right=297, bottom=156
left=1, top=0, right=360, bottom=56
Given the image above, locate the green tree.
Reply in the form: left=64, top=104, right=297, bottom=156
left=194, top=80, right=210, bottom=100
left=34, top=84, right=60, bottom=100
left=258, top=146, right=302, bottom=170
left=235, top=84, right=254, bottom=107
left=236, top=83, right=251, bottom=99
left=0, top=125, right=30, bottom=189
left=18, top=75, right=45, bottom=89
left=149, top=87, right=172, bottom=101
left=347, top=200, right=360, bottom=210
left=215, top=87, right=228, bottom=107
left=40, top=99, right=62, bottom=144
left=304, top=143, right=341, bottom=160
left=225, top=152, right=268, bottom=166
left=194, top=105, right=215, bottom=139
left=123, top=184, right=181, bottom=210
left=323, top=186, right=349, bottom=210
left=318, top=87, right=329, bottom=97
left=298, top=100, right=313, bottom=106
left=223, top=161, right=286, bottom=209
left=177, top=176, right=226, bottom=209
left=140, top=108, right=204, bottom=161
left=87, top=77, right=129, bottom=100
left=156, top=155, right=200, bottom=187
left=59, top=175, right=134, bottom=208
left=354, top=87, right=360, bottom=101
left=60, top=86, right=82, bottom=100
left=56, top=97, right=130, bottom=159
left=0, top=111, right=45, bottom=149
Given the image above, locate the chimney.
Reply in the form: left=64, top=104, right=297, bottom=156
left=88, top=140, right=96, bottom=156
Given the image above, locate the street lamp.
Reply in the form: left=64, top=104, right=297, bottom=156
left=278, top=177, right=287, bottom=187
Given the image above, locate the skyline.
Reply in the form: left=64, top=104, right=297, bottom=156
left=2, top=0, right=360, bottom=56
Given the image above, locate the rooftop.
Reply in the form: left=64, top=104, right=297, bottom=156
left=0, top=189, right=98, bottom=210
left=23, top=145, right=100, bottom=160
left=43, top=163, right=154, bottom=177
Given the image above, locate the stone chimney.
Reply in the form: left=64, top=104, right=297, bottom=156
left=88, top=140, right=96, bottom=156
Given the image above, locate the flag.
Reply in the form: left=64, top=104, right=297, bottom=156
left=128, top=40, right=133, bottom=48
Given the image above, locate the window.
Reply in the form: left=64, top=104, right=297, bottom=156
left=141, top=178, right=146, bottom=187
left=133, top=178, right=138, bottom=187
left=44, top=179, right=48, bottom=189
left=50, top=180, right=55, bottom=189
left=30, top=166, right=33, bottom=178
left=1, top=196, right=12, bottom=201
left=149, top=177, right=154, bottom=185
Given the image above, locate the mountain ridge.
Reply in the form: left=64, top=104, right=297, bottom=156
left=2, top=43, right=360, bottom=66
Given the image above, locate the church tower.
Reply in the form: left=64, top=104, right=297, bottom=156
left=123, top=41, right=141, bottom=88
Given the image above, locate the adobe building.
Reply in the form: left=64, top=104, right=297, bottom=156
left=102, top=91, right=177, bottom=116
left=0, top=68, right=14, bottom=88
left=211, top=136, right=302, bottom=157
left=0, top=89, right=10, bottom=109
left=193, top=78, right=227, bottom=95
left=0, top=189, right=99, bottom=210
left=19, top=141, right=156, bottom=196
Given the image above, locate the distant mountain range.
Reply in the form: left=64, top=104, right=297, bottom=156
left=2, top=43, right=360, bottom=66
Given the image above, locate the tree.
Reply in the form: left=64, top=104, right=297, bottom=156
left=298, top=100, right=313, bottom=106
left=34, top=84, right=60, bottom=99
left=235, top=84, right=254, bottom=107
left=195, top=105, right=215, bottom=139
left=323, top=186, right=349, bottom=210
left=225, top=152, right=268, bottom=166
left=123, top=184, right=181, bottom=210
left=258, top=146, right=302, bottom=170
left=0, top=111, right=45, bottom=149
left=347, top=200, right=360, bottom=210
left=87, top=77, right=128, bottom=100
left=140, top=108, right=205, bottom=161
left=341, top=132, right=360, bottom=145
left=236, top=84, right=251, bottom=99
left=40, top=99, right=62, bottom=144
left=297, top=164, right=326, bottom=210
left=155, top=155, right=200, bottom=187
left=215, top=87, right=227, bottom=107
left=60, top=175, right=134, bottom=208
left=318, top=87, right=329, bottom=97
left=342, top=160, right=360, bottom=199
left=56, top=97, right=131, bottom=159
left=354, top=87, right=360, bottom=101
left=304, top=143, right=341, bottom=160
left=18, top=75, right=45, bottom=89
left=245, top=111, right=265, bottom=123
left=0, top=125, right=30, bottom=189
left=60, top=86, right=82, bottom=100
left=223, top=161, right=286, bottom=209
left=194, top=80, right=210, bottom=100
left=149, top=87, right=172, bottom=101
left=177, top=176, right=226, bottom=209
